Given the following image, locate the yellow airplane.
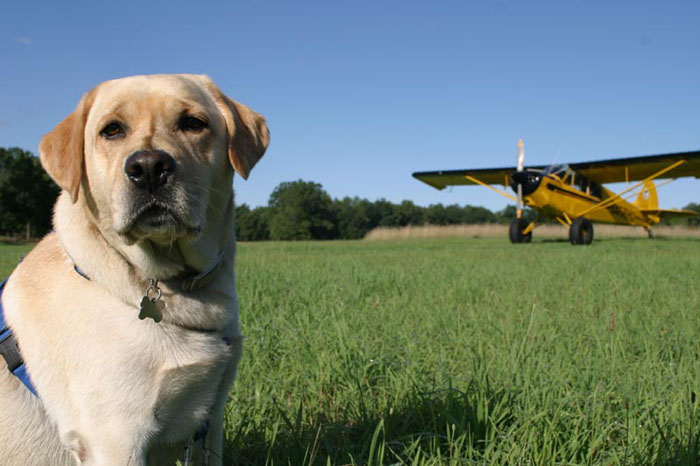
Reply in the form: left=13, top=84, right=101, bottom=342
left=413, top=141, right=700, bottom=245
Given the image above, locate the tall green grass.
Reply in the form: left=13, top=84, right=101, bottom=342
left=228, top=237, right=700, bottom=464
left=3, top=237, right=699, bottom=464
left=0, top=242, right=33, bottom=279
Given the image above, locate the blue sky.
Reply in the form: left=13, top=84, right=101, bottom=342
left=2, top=0, right=699, bottom=212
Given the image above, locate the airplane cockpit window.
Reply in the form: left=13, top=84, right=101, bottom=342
left=544, top=164, right=603, bottom=198
left=543, top=164, right=568, bottom=176
left=573, top=171, right=603, bottom=198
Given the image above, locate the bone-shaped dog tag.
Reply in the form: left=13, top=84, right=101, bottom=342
left=139, top=296, right=164, bottom=322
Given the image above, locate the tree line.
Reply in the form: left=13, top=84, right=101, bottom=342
left=1, top=148, right=699, bottom=240
left=237, top=180, right=528, bottom=241
left=0, top=147, right=58, bottom=238
left=237, top=181, right=700, bottom=241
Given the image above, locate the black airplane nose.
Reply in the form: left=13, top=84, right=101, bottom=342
left=124, top=151, right=176, bottom=192
left=510, top=170, right=541, bottom=196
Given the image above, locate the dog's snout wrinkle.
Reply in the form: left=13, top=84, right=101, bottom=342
left=125, top=150, right=176, bottom=193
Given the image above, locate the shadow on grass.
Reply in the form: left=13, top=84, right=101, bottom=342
left=538, top=237, right=571, bottom=243
left=537, top=236, right=666, bottom=244
left=223, top=387, right=700, bottom=465
left=224, top=383, right=514, bottom=465
left=659, top=443, right=700, bottom=466
left=601, top=235, right=699, bottom=242
left=538, top=235, right=700, bottom=245
left=643, top=407, right=700, bottom=466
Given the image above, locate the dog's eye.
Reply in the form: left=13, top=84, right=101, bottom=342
left=100, top=122, right=125, bottom=139
left=178, top=115, right=209, bottom=132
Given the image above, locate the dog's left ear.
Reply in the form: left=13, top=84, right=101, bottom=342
left=204, top=78, right=270, bottom=179
left=39, top=88, right=96, bottom=203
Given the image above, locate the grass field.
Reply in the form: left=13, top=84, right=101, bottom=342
left=2, top=236, right=700, bottom=464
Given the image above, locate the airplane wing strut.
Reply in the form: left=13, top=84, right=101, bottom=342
left=464, top=175, right=518, bottom=202
left=576, top=159, right=687, bottom=218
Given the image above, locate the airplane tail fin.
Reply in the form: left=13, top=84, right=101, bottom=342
left=634, top=180, right=658, bottom=211
left=635, top=180, right=698, bottom=223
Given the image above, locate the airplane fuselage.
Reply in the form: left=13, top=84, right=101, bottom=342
left=511, top=169, right=653, bottom=227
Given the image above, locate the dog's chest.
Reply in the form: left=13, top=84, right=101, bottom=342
left=151, top=329, right=236, bottom=442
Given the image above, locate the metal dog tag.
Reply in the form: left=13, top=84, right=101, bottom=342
left=139, top=297, right=164, bottom=322
left=139, top=279, right=164, bottom=322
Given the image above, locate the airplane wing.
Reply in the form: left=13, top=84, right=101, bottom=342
left=412, top=150, right=700, bottom=189
left=412, top=166, right=545, bottom=190
left=570, top=150, right=700, bottom=184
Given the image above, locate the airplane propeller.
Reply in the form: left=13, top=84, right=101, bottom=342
left=516, top=139, right=525, bottom=219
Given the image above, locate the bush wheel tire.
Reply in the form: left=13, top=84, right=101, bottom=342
left=509, top=218, right=532, bottom=244
left=569, top=218, right=594, bottom=245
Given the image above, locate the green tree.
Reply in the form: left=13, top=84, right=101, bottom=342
left=235, top=204, right=271, bottom=241
left=425, top=203, right=449, bottom=225
left=496, top=205, right=517, bottom=223
left=462, top=205, right=497, bottom=223
left=682, top=202, right=700, bottom=215
left=392, top=200, right=424, bottom=226
left=683, top=202, right=700, bottom=226
left=268, top=180, right=337, bottom=240
left=370, top=199, right=397, bottom=227
left=444, top=204, right=469, bottom=224
left=495, top=205, right=537, bottom=224
left=0, top=147, right=59, bottom=237
left=334, top=197, right=375, bottom=239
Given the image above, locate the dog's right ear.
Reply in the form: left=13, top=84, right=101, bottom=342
left=39, top=89, right=96, bottom=203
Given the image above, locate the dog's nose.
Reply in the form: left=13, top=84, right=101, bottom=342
left=124, top=151, right=176, bottom=192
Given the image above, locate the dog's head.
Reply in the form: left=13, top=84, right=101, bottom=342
left=39, top=74, right=269, bottom=246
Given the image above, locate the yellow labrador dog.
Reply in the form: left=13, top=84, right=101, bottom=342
left=0, top=74, right=269, bottom=464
